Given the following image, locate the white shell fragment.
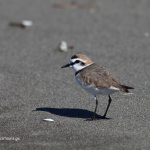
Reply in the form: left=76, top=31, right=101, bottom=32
left=10, top=20, right=33, bottom=28
left=59, top=41, right=68, bottom=52
left=43, top=118, right=54, bottom=122
left=22, top=20, right=33, bottom=27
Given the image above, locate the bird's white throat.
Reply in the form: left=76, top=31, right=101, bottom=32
left=71, top=63, right=87, bottom=72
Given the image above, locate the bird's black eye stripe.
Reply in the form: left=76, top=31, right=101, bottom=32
left=72, top=60, right=85, bottom=66
left=71, top=55, right=77, bottom=59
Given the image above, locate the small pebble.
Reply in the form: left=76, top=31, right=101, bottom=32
left=59, top=41, right=68, bottom=52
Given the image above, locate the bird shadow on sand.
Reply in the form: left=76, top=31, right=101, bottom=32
left=35, top=107, right=111, bottom=120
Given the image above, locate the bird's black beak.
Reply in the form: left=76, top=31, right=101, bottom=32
left=61, top=63, right=70, bottom=68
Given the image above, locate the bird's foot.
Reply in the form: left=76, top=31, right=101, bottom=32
left=101, top=115, right=106, bottom=119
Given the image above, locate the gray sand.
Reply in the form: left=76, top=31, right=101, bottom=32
left=0, top=0, right=150, bottom=149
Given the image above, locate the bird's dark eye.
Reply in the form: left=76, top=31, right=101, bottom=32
left=81, top=62, right=85, bottom=66
left=75, top=60, right=80, bottom=63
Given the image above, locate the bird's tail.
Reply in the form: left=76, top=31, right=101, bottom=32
left=121, top=85, right=134, bottom=93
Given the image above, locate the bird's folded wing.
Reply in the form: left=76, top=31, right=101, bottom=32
left=77, top=64, right=122, bottom=89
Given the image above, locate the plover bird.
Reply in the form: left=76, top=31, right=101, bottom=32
left=61, top=54, right=134, bottom=120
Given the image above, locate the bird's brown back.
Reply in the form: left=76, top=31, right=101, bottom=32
left=76, top=63, right=127, bottom=92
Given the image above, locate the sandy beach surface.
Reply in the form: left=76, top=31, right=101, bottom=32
left=0, top=0, right=150, bottom=149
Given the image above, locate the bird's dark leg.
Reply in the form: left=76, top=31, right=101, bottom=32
left=91, top=96, right=98, bottom=120
left=102, top=95, right=112, bottom=118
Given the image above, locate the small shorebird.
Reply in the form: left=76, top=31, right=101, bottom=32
left=61, top=54, right=134, bottom=120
